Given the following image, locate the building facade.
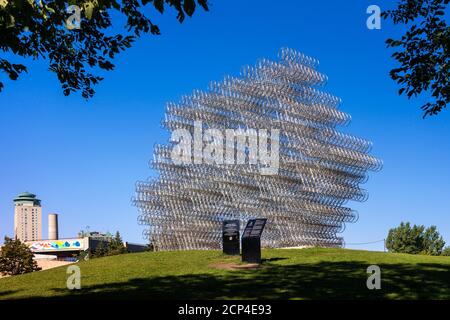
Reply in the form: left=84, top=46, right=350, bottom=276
left=14, top=192, right=42, bottom=241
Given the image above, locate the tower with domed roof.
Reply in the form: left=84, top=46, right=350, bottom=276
left=13, top=192, right=42, bottom=241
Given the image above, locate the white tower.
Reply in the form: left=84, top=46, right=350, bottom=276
left=48, top=213, right=59, bottom=240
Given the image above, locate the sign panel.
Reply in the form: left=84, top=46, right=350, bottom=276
left=242, top=218, right=267, bottom=264
left=28, top=238, right=85, bottom=252
left=242, top=218, right=267, bottom=238
left=222, top=220, right=240, bottom=255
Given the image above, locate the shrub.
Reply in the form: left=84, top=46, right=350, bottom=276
left=422, top=226, right=446, bottom=256
left=441, top=247, right=450, bottom=256
left=108, top=231, right=127, bottom=256
left=386, top=222, right=445, bottom=256
left=91, top=240, right=109, bottom=258
left=0, top=237, right=41, bottom=276
left=91, top=231, right=127, bottom=258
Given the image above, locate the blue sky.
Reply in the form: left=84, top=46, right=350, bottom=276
left=1, top=0, right=449, bottom=251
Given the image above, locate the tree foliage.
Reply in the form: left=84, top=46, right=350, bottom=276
left=386, top=222, right=425, bottom=254
left=422, top=225, right=446, bottom=255
left=382, top=0, right=450, bottom=117
left=91, top=230, right=127, bottom=258
left=108, top=230, right=127, bottom=255
left=91, top=239, right=109, bottom=257
left=0, top=0, right=209, bottom=97
left=442, top=246, right=450, bottom=256
left=386, top=222, right=446, bottom=255
left=0, top=237, right=41, bottom=276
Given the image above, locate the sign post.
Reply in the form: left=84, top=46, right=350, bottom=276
left=241, top=218, right=267, bottom=264
left=222, top=220, right=240, bottom=255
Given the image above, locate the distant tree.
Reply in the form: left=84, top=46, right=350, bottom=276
left=92, top=240, right=108, bottom=258
left=0, top=237, right=41, bottom=276
left=108, top=231, right=126, bottom=255
left=382, top=0, right=450, bottom=117
left=386, top=222, right=446, bottom=255
left=386, top=222, right=425, bottom=254
left=422, top=225, right=445, bottom=256
left=0, top=0, right=209, bottom=98
left=442, top=246, right=450, bottom=256
left=90, top=231, right=127, bottom=258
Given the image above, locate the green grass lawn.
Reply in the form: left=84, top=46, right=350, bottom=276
left=1, top=248, right=449, bottom=300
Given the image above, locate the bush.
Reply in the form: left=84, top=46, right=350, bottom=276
left=386, top=222, right=445, bottom=256
left=422, top=226, right=446, bottom=256
left=108, top=231, right=127, bottom=256
left=91, top=240, right=109, bottom=258
left=386, top=222, right=424, bottom=254
left=91, top=231, right=127, bottom=258
left=0, top=237, right=41, bottom=276
left=442, top=247, right=450, bottom=256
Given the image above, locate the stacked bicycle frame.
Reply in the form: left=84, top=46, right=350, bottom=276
left=134, top=48, right=382, bottom=251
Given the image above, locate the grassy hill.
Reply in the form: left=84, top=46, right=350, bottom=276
left=1, top=248, right=449, bottom=300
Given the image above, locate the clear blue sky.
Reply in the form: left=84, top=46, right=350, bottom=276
left=1, top=0, right=449, bottom=251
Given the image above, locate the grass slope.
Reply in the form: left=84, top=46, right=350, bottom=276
left=1, top=248, right=450, bottom=300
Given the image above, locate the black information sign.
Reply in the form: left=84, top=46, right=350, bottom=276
left=241, top=218, right=267, bottom=264
left=222, top=220, right=240, bottom=255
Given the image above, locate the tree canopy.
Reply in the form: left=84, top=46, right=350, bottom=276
left=382, top=0, right=450, bottom=117
left=0, top=237, right=41, bottom=276
left=0, top=0, right=208, bottom=98
left=386, top=222, right=446, bottom=255
left=91, top=230, right=127, bottom=258
left=3, top=0, right=448, bottom=119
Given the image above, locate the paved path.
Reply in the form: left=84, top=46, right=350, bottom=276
left=0, top=260, right=73, bottom=278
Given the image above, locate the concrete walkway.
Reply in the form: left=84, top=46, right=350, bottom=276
left=0, top=259, right=73, bottom=279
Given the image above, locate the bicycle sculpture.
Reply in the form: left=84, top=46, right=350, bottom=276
left=134, top=48, right=382, bottom=251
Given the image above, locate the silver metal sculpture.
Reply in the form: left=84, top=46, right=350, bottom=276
left=134, top=48, right=382, bottom=251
